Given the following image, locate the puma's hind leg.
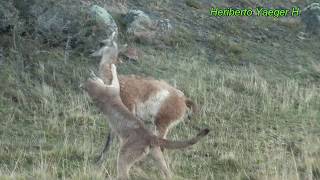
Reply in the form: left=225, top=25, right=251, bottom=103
left=150, top=147, right=172, bottom=179
left=117, top=141, right=150, bottom=180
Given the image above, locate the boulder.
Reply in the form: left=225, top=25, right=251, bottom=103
left=301, top=3, right=320, bottom=35
left=0, top=1, right=18, bottom=33
left=0, top=48, right=4, bottom=66
left=124, top=10, right=153, bottom=34
left=155, top=19, right=173, bottom=37
left=124, top=10, right=173, bottom=45
left=90, top=5, right=118, bottom=35
left=119, top=47, right=140, bottom=62
left=12, top=0, right=118, bottom=53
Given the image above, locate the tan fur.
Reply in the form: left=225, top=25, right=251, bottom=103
left=95, top=37, right=197, bottom=132
left=81, top=65, right=209, bottom=180
left=91, top=32, right=198, bottom=162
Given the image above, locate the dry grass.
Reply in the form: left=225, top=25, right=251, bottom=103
left=1, top=0, right=320, bottom=179
left=0, top=47, right=319, bottom=179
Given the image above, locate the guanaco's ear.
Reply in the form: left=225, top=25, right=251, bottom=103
left=101, top=31, right=117, bottom=45
left=104, top=64, right=120, bottom=91
left=110, top=31, right=116, bottom=41
left=118, top=43, right=128, bottom=53
left=110, top=64, right=117, bottom=75
left=91, top=47, right=105, bottom=57
left=90, top=76, right=105, bottom=86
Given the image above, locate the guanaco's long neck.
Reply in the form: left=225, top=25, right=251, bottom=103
left=98, top=53, right=118, bottom=84
left=98, top=62, right=112, bottom=84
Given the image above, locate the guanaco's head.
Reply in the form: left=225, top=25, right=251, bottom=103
left=91, top=31, right=119, bottom=64
left=91, top=31, right=127, bottom=64
left=101, top=31, right=117, bottom=47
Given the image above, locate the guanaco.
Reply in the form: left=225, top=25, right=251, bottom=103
left=81, top=64, right=209, bottom=180
left=92, top=32, right=198, bottom=163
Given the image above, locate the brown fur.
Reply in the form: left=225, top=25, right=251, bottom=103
left=92, top=32, right=198, bottom=162
left=81, top=64, right=209, bottom=180
left=98, top=48, right=197, bottom=135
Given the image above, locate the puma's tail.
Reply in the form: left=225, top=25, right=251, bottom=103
left=153, top=128, right=210, bottom=150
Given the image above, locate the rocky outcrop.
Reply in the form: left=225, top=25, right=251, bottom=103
left=11, top=0, right=118, bottom=53
left=123, top=10, right=173, bottom=45
left=0, top=1, right=18, bottom=33
left=301, top=3, right=320, bottom=35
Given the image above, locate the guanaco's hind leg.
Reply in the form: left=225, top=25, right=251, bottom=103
left=155, top=124, right=170, bottom=152
left=155, top=96, right=187, bottom=152
left=95, top=131, right=114, bottom=164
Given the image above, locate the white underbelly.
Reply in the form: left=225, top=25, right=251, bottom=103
left=135, top=89, right=170, bottom=123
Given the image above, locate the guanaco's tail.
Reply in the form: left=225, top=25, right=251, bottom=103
left=152, top=128, right=209, bottom=150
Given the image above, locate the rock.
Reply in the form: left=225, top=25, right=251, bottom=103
left=13, top=0, right=118, bottom=53
left=297, top=31, right=309, bottom=40
left=0, top=48, right=4, bottom=66
left=155, top=19, right=173, bottom=37
left=124, top=10, right=173, bottom=45
left=0, top=1, right=18, bottom=33
left=185, top=0, right=201, bottom=9
left=103, top=1, right=128, bottom=15
left=90, top=5, right=118, bottom=35
left=119, top=47, right=140, bottom=62
left=301, top=3, right=320, bottom=35
left=271, top=42, right=281, bottom=48
left=124, top=10, right=153, bottom=35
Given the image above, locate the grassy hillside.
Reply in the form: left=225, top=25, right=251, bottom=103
left=1, top=0, right=320, bottom=179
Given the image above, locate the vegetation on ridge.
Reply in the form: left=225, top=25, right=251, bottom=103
left=1, top=0, right=320, bottom=179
